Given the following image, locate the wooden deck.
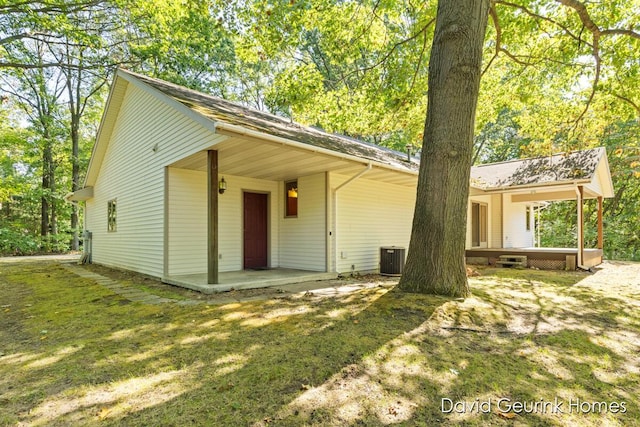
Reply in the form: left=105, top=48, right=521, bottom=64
left=465, top=247, right=603, bottom=270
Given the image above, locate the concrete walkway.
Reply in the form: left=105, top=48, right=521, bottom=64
left=62, top=264, right=204, bottom=306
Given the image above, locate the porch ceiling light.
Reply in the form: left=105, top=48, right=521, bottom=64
left=218, top=177, right=227, bottom=194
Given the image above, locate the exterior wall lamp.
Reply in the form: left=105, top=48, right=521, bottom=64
left=218, top=177, right=227, bottom=194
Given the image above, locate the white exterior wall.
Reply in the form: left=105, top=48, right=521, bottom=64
left=167, top=169, right=280, bottom=275
left=86, top=83, right=220, bottom=277
left=332, top=173, right=415, bottom=274
left=167, top=168, right=206, bottom=276
left=502, top=195, right=534, bottom=248
left=279, top=173, right=326, bottom=271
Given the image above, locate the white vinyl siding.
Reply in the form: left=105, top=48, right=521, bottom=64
left=332, top=173, right=415, bottom=274
left=279, top=173, right=326, bottom=271
left=86, top=82, right=222, bottom=277
left=167, top=169, right=280, bottom=275
left=502, top=195, right=534, bottom=248
left=167, top=168, right=207, bottom=276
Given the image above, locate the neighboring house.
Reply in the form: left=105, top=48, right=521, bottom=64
left=68, top=69, right=614, bottom=292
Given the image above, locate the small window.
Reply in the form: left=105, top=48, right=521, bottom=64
left=285, top=181, right=298, bottom=217
left=526, top=206, right=531, bottom=231
left=107, top=199, right=117, bottom=232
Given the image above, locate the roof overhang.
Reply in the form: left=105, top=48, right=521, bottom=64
left=84, top=69, right=419, bottom=189
left=170, top=124, right=419, bottom=187
left=470, top=147, right=615, bottom=201
left=64, top=187, right=94, bottom=202
left=83, top=72, right=129, bottom=188
left=470, top=148, right=615, bottom=202
left=470, top=179, right=605, bottom=202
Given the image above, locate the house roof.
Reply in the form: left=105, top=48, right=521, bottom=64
left=470, top=147, right=608, bottom=190
left=76, top=69, right=613, bottom=202
left=122, top=70, right=419, bottom=173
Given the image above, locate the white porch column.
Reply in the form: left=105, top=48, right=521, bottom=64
left=597, top=196, right=604, bottom=250
left=576, top=186, right=584, bottom=268
left=208, top=150, right=219, bottom=284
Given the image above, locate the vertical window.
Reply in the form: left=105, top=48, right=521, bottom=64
left=471, top=202, right=487, bottom=247
left=285, top=181, right=298, bottom=217
left=526, top=206, right=531, bottom=231
left=107, top=199, right=117, bottom=232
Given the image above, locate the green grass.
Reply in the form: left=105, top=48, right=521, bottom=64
left=1, top=262, right=639, bottom=426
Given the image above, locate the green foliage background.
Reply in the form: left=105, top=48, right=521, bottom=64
left=0, top=0, right=638, bottom=258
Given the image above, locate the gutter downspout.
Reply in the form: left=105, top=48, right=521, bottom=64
left=332, top=162, right=372, bottom=273
left=335, top=162, right=373, bottom=193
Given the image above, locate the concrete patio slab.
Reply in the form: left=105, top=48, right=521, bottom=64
left=163, top=269, right=337, bottom=294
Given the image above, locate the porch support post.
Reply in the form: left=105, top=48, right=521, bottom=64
left=208, top=150, right=219, bottom=284
left=576, top=186, right=584, bottom=268
left=597, top=196, right=604, bottom=250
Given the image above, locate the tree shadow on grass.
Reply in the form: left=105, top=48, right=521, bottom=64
left=0, top=262, right=448, bottom=426
left=259, top=266, right=639, bottom=426
left=1, top=262, right=639, bottom=426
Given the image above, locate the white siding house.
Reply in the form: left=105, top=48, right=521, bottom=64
left=84, top=78, right=224, bottom=277
left=279, top=173, right=326, bottom=272
left=333, top=174, right=415, bottom=274
left=70, top=70, right=615, bottom=292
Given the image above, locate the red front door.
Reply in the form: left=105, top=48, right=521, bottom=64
left=243, top=192, right=268, bottom=269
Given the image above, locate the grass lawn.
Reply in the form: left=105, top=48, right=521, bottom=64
left=1, top=261, right=639, bottom=426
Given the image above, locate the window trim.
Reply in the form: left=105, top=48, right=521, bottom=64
left=107, top=199, right=117, bottom=232
left=285, top=180, right=298, bottom=218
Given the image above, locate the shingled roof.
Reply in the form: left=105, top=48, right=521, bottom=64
left=470, top=147, right=606, bottom=189
left=125, top=70, right=419, bottom=173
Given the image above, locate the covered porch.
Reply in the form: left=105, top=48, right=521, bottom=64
left=163, top=116, right=417, bottom=290
left=467, top=148, right=614, bottom=270
left=465, top=186, right=606, bottom=270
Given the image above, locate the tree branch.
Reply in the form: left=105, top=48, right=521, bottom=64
left=611, top=93, right=640, bottom=117
left=497, top=0, right=589, bottom=47
left=555, top=0, right=601, bottom=33
left=407, top=22, right=430, bottom=96
left=0, top=62, right=66, bottom=69
left=601, top=28, right=640, bottom=40
left=0, top=0, right=105, bottom=14
left=482, top=4, right=502, bottom=76
left=347, top=18, right=435, bottom=82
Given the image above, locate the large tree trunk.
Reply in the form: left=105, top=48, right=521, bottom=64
left=70, top=122, right=80, bottom=250
left=40, top=139, right=52, bottom=237
left=399, top=0, right=490, bottom=297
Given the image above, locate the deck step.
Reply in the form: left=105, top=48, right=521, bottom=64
left=497, top=255, right=527, bottom=268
